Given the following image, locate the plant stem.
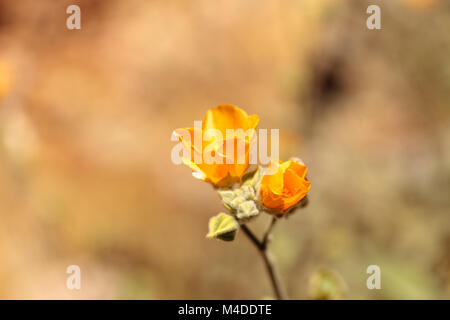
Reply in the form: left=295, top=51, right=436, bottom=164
left=241, top=217, right=287, bottom=300
left=261, top=216, right=277, bottom=249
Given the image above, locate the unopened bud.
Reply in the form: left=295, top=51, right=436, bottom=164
left=236, top=200, right=259, bottom=220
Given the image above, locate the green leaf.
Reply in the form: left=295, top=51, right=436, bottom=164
left=206, top=213, right=239, bottom=241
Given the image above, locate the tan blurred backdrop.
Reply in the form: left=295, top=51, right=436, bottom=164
left=0, top=0, right=449, bottom=299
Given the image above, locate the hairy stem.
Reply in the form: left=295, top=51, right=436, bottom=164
left=241, top=218, right=287, bottom=300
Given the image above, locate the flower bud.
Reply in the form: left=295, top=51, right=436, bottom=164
left=218, top=183, right=258, bottom=215
left=231, top=195, right=247, bottom=209
left=236, top=200, right=259, bottom=220
left=218, top=190, right=236, bottom=210
left=241, top=185, right=256, bottom=200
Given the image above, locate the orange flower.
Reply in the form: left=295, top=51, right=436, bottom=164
left=260, top=159, right=311, bottom=213
left=174, top=104, right=259, bottom=187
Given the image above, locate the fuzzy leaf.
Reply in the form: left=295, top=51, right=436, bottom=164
left=206, top=213, right=239, bottom=241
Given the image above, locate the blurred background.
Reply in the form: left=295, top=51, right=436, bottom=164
left=0, top=0, right=449, bottom=299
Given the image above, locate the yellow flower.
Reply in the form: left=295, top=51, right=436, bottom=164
left=260, top=159, right=311, bottom=213
left=175, top=104, right=259, bottom=187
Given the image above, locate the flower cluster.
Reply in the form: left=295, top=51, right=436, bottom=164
left=174, top=104, right=311, bottom=241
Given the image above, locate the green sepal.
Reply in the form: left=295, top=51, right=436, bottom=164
left=243, top=167, right=262, bottom=188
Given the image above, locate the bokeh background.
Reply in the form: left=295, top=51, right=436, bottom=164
left=0, top=0, right=449, bottom=299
